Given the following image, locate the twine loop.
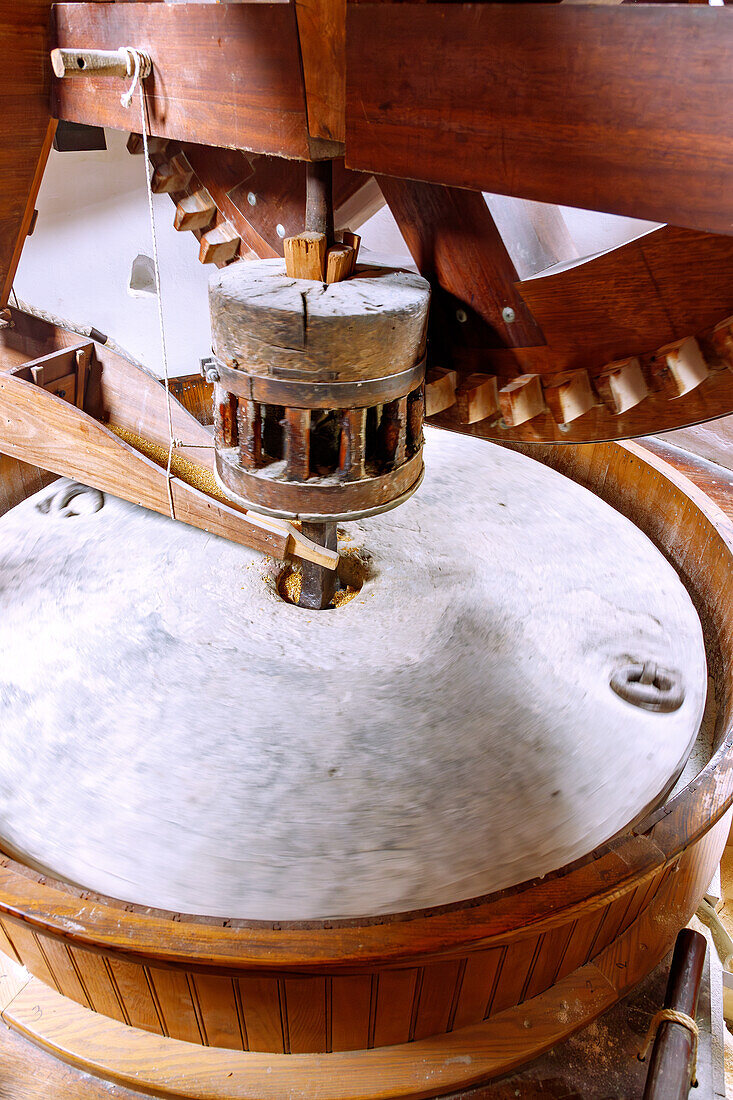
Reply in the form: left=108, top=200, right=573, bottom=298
left=638, top=1007, right=699, bottom=1087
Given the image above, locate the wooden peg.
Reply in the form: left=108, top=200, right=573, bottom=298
left=284, top=233, right=327, bottom=281
left=51, top=47, right=151, bottom=80
left=651, top=337, right=709, bottom=399
left=174, top=189, right=216, bottom=232
left=325, top=245, right=355, bottom=284
left=595, top=357, right=648, bottom=415
left=151, top=153, right=194, bottom=195
left=542, top=370, right=595, bottom=425
left=455, top=373, right=499, bottom=424
left=341, top=230, right=361, bottom=273
left=498, top=374, right=546, bottom=427
left=424, top=368, right=457, bottom=417
left=199, top=222, right=240, bottom=265
left=74, top=345, right=92, bottom=411
left=284, top=408, right=311, bottom=480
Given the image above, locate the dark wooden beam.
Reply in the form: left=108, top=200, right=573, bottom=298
left=346, top=3, right=733, bottom=235
left=0, top=2, right=55, bottom=306
left=379, top=179, right=545, bottom=369
left=52, top=2, right=341, bottom=161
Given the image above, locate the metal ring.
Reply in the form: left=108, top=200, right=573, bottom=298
left=209, top=356, right=426, bottom=410
left=610, top=662, right=685, bottom=713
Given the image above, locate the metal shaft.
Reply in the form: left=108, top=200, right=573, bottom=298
left=305, top=160, right=334, bottom=245
left=297, top=520, right=338, bottom=610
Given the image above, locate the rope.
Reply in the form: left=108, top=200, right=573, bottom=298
left=121, top=48, right=177, bottom=521
left=638, top=1007, right=699, bottom=1086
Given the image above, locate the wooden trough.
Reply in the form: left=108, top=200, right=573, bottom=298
left=0, top=319, right=730, bottom=1097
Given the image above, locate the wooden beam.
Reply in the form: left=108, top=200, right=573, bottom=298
left=0, top=2, right=56, bottom=306
left=379, top=179, right=545, bottom=372
left=53, top=3, right=340, bottom=161
left=346, top=4, right=733, bottom=235
left=294, top=0, right=345, bottom=145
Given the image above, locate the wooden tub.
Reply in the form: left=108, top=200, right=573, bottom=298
left=0, top=317, right=731, bottom=1098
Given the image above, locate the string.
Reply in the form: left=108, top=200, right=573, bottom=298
left=120, top=48, right=177, bottom=521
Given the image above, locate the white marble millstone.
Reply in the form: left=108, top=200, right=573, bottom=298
left=0, top=429, right=707, bottom=920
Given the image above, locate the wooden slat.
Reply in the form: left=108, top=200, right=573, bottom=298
left=191, top=974, right=244, bottom=1050
left=148, top=967, right=202, bottom=1045
left=70, top=948, right=128, bottom=1025
left=411, top=960, right=461, bottom=1041
left=347, top=4, right=733, bottom=234
left=451, top=948, right=504, bottom=1031
left=0, top=3, right=55, bottom=305
left=283, top=977, right=327, bottom=1054
left=105, top=958, right=163, bottom=1035
left=238, top=976, right=285, bottom=1054
left=53, top=3, right=338, bottom=161
left=372, top=969, right=418, bottom=1048
left=330, top=975, right=372, bottom=1052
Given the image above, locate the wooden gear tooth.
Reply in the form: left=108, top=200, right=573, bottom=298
left=151, top=152, right=194, bottom=195
left=174, top=189, right=216, bottom=233
left=498, top=374, right=546, bottom=427
left=455, top=373, right=499, bottom=425
left=542, top=370, right=596, bottom=426
left=650, top=336, right=710, bottom=399
left=710, top=315, right=733, bottom=369
left=595, top=358, right=649, bottom=416
left=199, top=221, right=241, bottom=265
left=425, top=368, right=458, bottom=417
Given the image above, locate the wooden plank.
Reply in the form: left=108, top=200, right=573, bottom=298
left=372, top=969, right=418, bottom=1048
left=53, top=3, right=338, bottom=161
left=283, top=977, right=327, bottom=1054
left=411, top=960, right=461, bottom=1041
left=70, top=948, right=128, bottom=1025
left=347, top=4, right=733, bottom=235
left=0, top=373, right=293, bottom=561
left=190, top=973, right=244, bottom=1050
left=237, top=976, right=285, bottom=1053
left=451, top=949, right=504, bottom=1031
left=105, top=958, right=163, bottom=1035
left=147, top=967, right=202, bottom=1045
left=0, top=2, right=55, bottom=305
left=294, top=0, right=345, bottom=144
left=330, top=975, right=372, bottom=1052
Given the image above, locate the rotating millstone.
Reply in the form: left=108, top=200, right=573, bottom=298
left=207, top=163, right=431, bottom=607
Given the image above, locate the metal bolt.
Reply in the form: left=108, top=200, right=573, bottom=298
left=456, top=308, right=468, bottom=324
left=276, top=223, right=286, bottom=239
left=502, top=306, right=516, bottom=324
left=247, top=191, right=257, bottom=206
left=205, top=365, right=220, bottom=385
left=558, top=422, right=570, bottom=433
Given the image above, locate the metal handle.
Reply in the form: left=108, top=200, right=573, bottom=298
left=610, top=662, right=684, bottom=712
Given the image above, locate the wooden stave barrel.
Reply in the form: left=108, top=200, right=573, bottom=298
left=0, top=435, right=730, bottom=1097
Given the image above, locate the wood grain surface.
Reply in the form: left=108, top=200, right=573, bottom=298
left=52, top=3, right=332, bottom=160
left=0, top=3, right=55, bottom=305
left=346, top=3, right=733, bottom=234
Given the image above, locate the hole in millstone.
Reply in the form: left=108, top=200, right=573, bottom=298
left=276, top=547, right=372, bottom=610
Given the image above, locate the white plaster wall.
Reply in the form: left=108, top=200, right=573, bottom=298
left=14, top=129, right=212, bottom=378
